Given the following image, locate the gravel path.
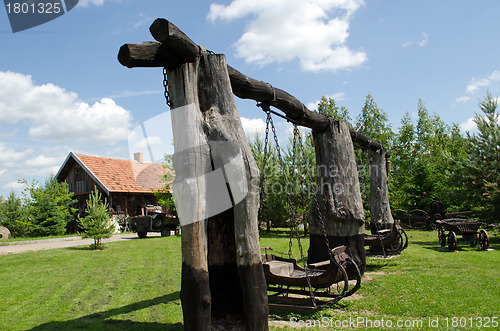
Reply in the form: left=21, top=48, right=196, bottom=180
left=0, top=232, right=161, bottom=255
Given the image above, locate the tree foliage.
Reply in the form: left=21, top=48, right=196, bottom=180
left=78, top=187, right=114, bottom=250
left=22, top=175, right=76, bottom=237
left=153, top=157, right=176, bottom=215
left=0, top=192, right=29, bottom=237
left=250, top=92, right=499, bottom=229
left=453, top=92, right=500, bottom=222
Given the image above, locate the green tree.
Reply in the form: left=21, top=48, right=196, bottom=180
left=317, top=96, right=352, bottom=125
left=250, top=133, right=288, bottom=231
left=355, top=93, right=394, bottom=148
left=154, top=156, right=176, bottom=214
left=355, top=94, right=395, bottom=218
left=0, top=192, right=29, bottom=237
left=284, top=128, right=316, bottom=233
left=23, top=175, right=76, bottom=237
left=462, top=91, right=500, bottom=222
left=78, top=187, right=114, bottom=250
left=390, top=100, right=466, bottom=212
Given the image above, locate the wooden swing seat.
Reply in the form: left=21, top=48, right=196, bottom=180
left=261, top=246, right=356, bottom=290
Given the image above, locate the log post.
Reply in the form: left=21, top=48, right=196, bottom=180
left=368, top=148, right=394, bottom=233
left=168, top=54, right=268, bottom=330
left=167, top=59, right=212, bottom=330
left=308, top=120, right=366, bottom=274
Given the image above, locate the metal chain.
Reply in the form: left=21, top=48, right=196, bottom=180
left=259, top=105, right=316, bottom=306
left=295, top=126, right=335, bottom=262
left=295, top=125, right=349, bottom=304
left=287, top=126, right=299, bottom=258
left=257, top=111, right=271, bottom=229
left=163, top=67, right=171, bottom=107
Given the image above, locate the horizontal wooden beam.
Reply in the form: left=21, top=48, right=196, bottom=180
left=117, top=18, right=389, bottom=154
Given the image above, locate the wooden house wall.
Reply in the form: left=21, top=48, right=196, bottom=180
left=64, top=163, right=98, bottom=194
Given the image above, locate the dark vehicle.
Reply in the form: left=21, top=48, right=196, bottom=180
left=131, top=205, right=179, bottom=238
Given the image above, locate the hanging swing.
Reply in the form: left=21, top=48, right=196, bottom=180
left=257, top=103, right=361, bottom=312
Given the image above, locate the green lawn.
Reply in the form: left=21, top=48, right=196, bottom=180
left=0, top=229, right=498, bottom=330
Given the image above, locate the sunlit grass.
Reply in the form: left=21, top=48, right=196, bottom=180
left=0, top=229, right=498, bottom=330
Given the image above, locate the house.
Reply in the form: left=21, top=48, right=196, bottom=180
left=56, top=152, right=169, bottom=222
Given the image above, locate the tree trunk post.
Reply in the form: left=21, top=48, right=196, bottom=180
left=368, top=148, right=394, bottom=233
left=168, top=54, right=268, bottom=330
left=308, top=120, right=366, bottom=274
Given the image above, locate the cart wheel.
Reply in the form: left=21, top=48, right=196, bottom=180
left=161, top=227, right=171, bottom=237
left=479, top=230, right=489, bottom=250
left=447, top=231, right=457, bottom=251
left=438, top=227, right=446, bottom=247
left=400, top=228, right=409, bottom=251
left=137, top=232, right=147, bottom=238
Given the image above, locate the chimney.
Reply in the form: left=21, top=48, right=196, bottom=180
left=134, top=152, right=144, bottom=163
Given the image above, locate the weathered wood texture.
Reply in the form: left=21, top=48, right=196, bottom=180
left=168, top=54, right=268, bottom=330
left=118, top=18, right=389, bottom=152
left=368, top=148, right=394, bottom=233
left=308, top=120, right=366, bottom=274
left=167, top=59, right=212, bottom=330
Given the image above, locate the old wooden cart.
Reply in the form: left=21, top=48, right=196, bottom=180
left=436, top=219, right=489, bottom=250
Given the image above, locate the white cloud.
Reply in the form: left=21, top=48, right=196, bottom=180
left=457, top=70, right=500, bottom=103
left=0, top=143, right=34, bottom=169
left=402, top=32, right=428, bottom=48
left=460, top=111, right=500, bottom=134
left=132, top=13, right=152, bottom=30
left=0, top=71, right=133, bottom=146
left=79, top=0, right=105, bottom=6
left=241, top=117, right=266, bottom=137
left=208, top=0, right=367, bottom=72
left=456, top=96, right=470, bottom=103
left=0, top=144, right=69, bottom=195
left=460, top=117, right=477, bottom=133
left=307, top=92, right=346, bottom=110
left=465, top=70, right=500, bottom=94
left=78, top=0, right=122, bottom=7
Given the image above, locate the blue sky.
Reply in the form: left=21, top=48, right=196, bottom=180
left=1, top=0, right=499, bottom=197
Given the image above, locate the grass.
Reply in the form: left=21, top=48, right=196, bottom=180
left=0, top=229, right=498, bottom=330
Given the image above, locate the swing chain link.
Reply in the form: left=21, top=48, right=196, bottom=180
left=257, top=111, right=272, bottom=229
left=260, top=105, right=316, bottom=306
left=295, top=124, right=349, bottom=305
left=294, top=125, right=335, bottom=263
left=163, top=67, right=171, bottom=107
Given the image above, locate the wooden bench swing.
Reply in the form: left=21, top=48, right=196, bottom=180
left=257, top=104, right=361, bottom=312
left=364, top=220, right=408, bottom=256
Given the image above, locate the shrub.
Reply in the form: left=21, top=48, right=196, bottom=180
left=78, top=187, right=114, bottom=250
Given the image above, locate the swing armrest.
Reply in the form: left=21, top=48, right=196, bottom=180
left=308, top=260, right=330, bottom=268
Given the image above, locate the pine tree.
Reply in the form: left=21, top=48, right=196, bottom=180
left=78, top=187, right=114, bottom=250
left=317, top=96, right=352, bottom=125
left=23, top=175, right=76, bottom=237
left=0, top=192, right=29, bottom=237
left=465, top=91, right=500, bottom=222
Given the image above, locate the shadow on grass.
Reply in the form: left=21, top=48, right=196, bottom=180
left=29, top=292, right=182, bottom=331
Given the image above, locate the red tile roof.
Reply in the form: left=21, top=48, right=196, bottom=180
left=57, top=152, right=170, bottom=194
